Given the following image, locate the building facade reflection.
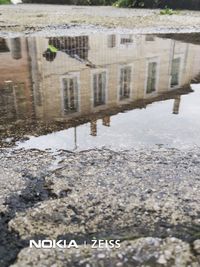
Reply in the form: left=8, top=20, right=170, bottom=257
left=1, top=34, right=200, bottom=138
left=0, top=37, right=33, bottom=122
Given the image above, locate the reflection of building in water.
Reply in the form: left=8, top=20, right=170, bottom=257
left=29, top=34, right=200, bottom=131
left=1, top=34, right=200, bottom=137
left=42, top=36, right=90, bottom=64
left=0, top=38, right=33, bottom=121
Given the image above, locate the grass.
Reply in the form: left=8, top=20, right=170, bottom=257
left=160, top=7, right=179, bottom=15
left=0, top=0, right=10, bottom=4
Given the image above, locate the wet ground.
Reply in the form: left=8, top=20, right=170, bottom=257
left=1, top=32, right=200, bottom=266
left=1, top=33, right=200, bottom=150
left=15, top=83, right=200, bottom=151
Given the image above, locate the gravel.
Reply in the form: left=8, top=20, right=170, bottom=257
left=0, top=147, right=200, bottom=266
left=10, top=238, right=200, bottom=267
left=1, top=5, right=200, bottom=36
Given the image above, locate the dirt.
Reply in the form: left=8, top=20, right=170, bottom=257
left=1, top=4, right=200, bottom=35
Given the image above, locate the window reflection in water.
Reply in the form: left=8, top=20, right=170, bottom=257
left=119, top=66, right=132, bottom=100
left=146, top=61, right=157, bottom=94
left=93, top=71, right=106, bottom=107
left=62, top=75, right=79, bottom=114
left=171, top=57, right=181, bottom=88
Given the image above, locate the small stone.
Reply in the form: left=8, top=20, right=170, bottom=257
left=97, top=253, right=106, bottom=259
left=157, top=254, right=167, bottom=265
left=117, top=253, right=123, bottom=260
left=193, top=240, right=200, bottom=254
left=164, top=250, right=172, bottom=259
left=145, top=189, right=153, bottom=194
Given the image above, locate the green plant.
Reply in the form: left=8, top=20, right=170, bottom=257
left=0, top=0, right=10, bottom=4
left=160, top=6, right=178, bottom=15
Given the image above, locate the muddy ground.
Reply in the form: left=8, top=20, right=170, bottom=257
left=1, top=4, right=200, bottom=35
left=0, top=147, right=200, bottom=266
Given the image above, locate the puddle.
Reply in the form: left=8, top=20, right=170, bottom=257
left=1, top=33, right=200, bottom=151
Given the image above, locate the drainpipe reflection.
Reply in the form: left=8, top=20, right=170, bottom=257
left=173, top=96, right=181, bottom=115
left=10, top=38, right=22, bottom=60
left=102, top=116, right=110, bottom=127
left=74, top=126, right=77, bottom=151
left=90, top=120, right=97, bottom=136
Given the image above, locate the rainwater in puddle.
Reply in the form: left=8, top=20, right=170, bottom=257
left=1, top=33, right=200, bottom=151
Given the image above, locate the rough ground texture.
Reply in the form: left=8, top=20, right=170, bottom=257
left=10, top=238, right=200, bottom=267
left=0, top=147, right=200, bottom=266
left=1, top=4, right=200, bottom=267
left=1, top=5, right=200, bottom=35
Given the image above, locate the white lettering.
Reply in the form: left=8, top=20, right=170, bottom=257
left=42, top=240, right=53, bottom=249
left=68, top=240, right=78, bottom=248
left=30, top=240, right=42, bottom=248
